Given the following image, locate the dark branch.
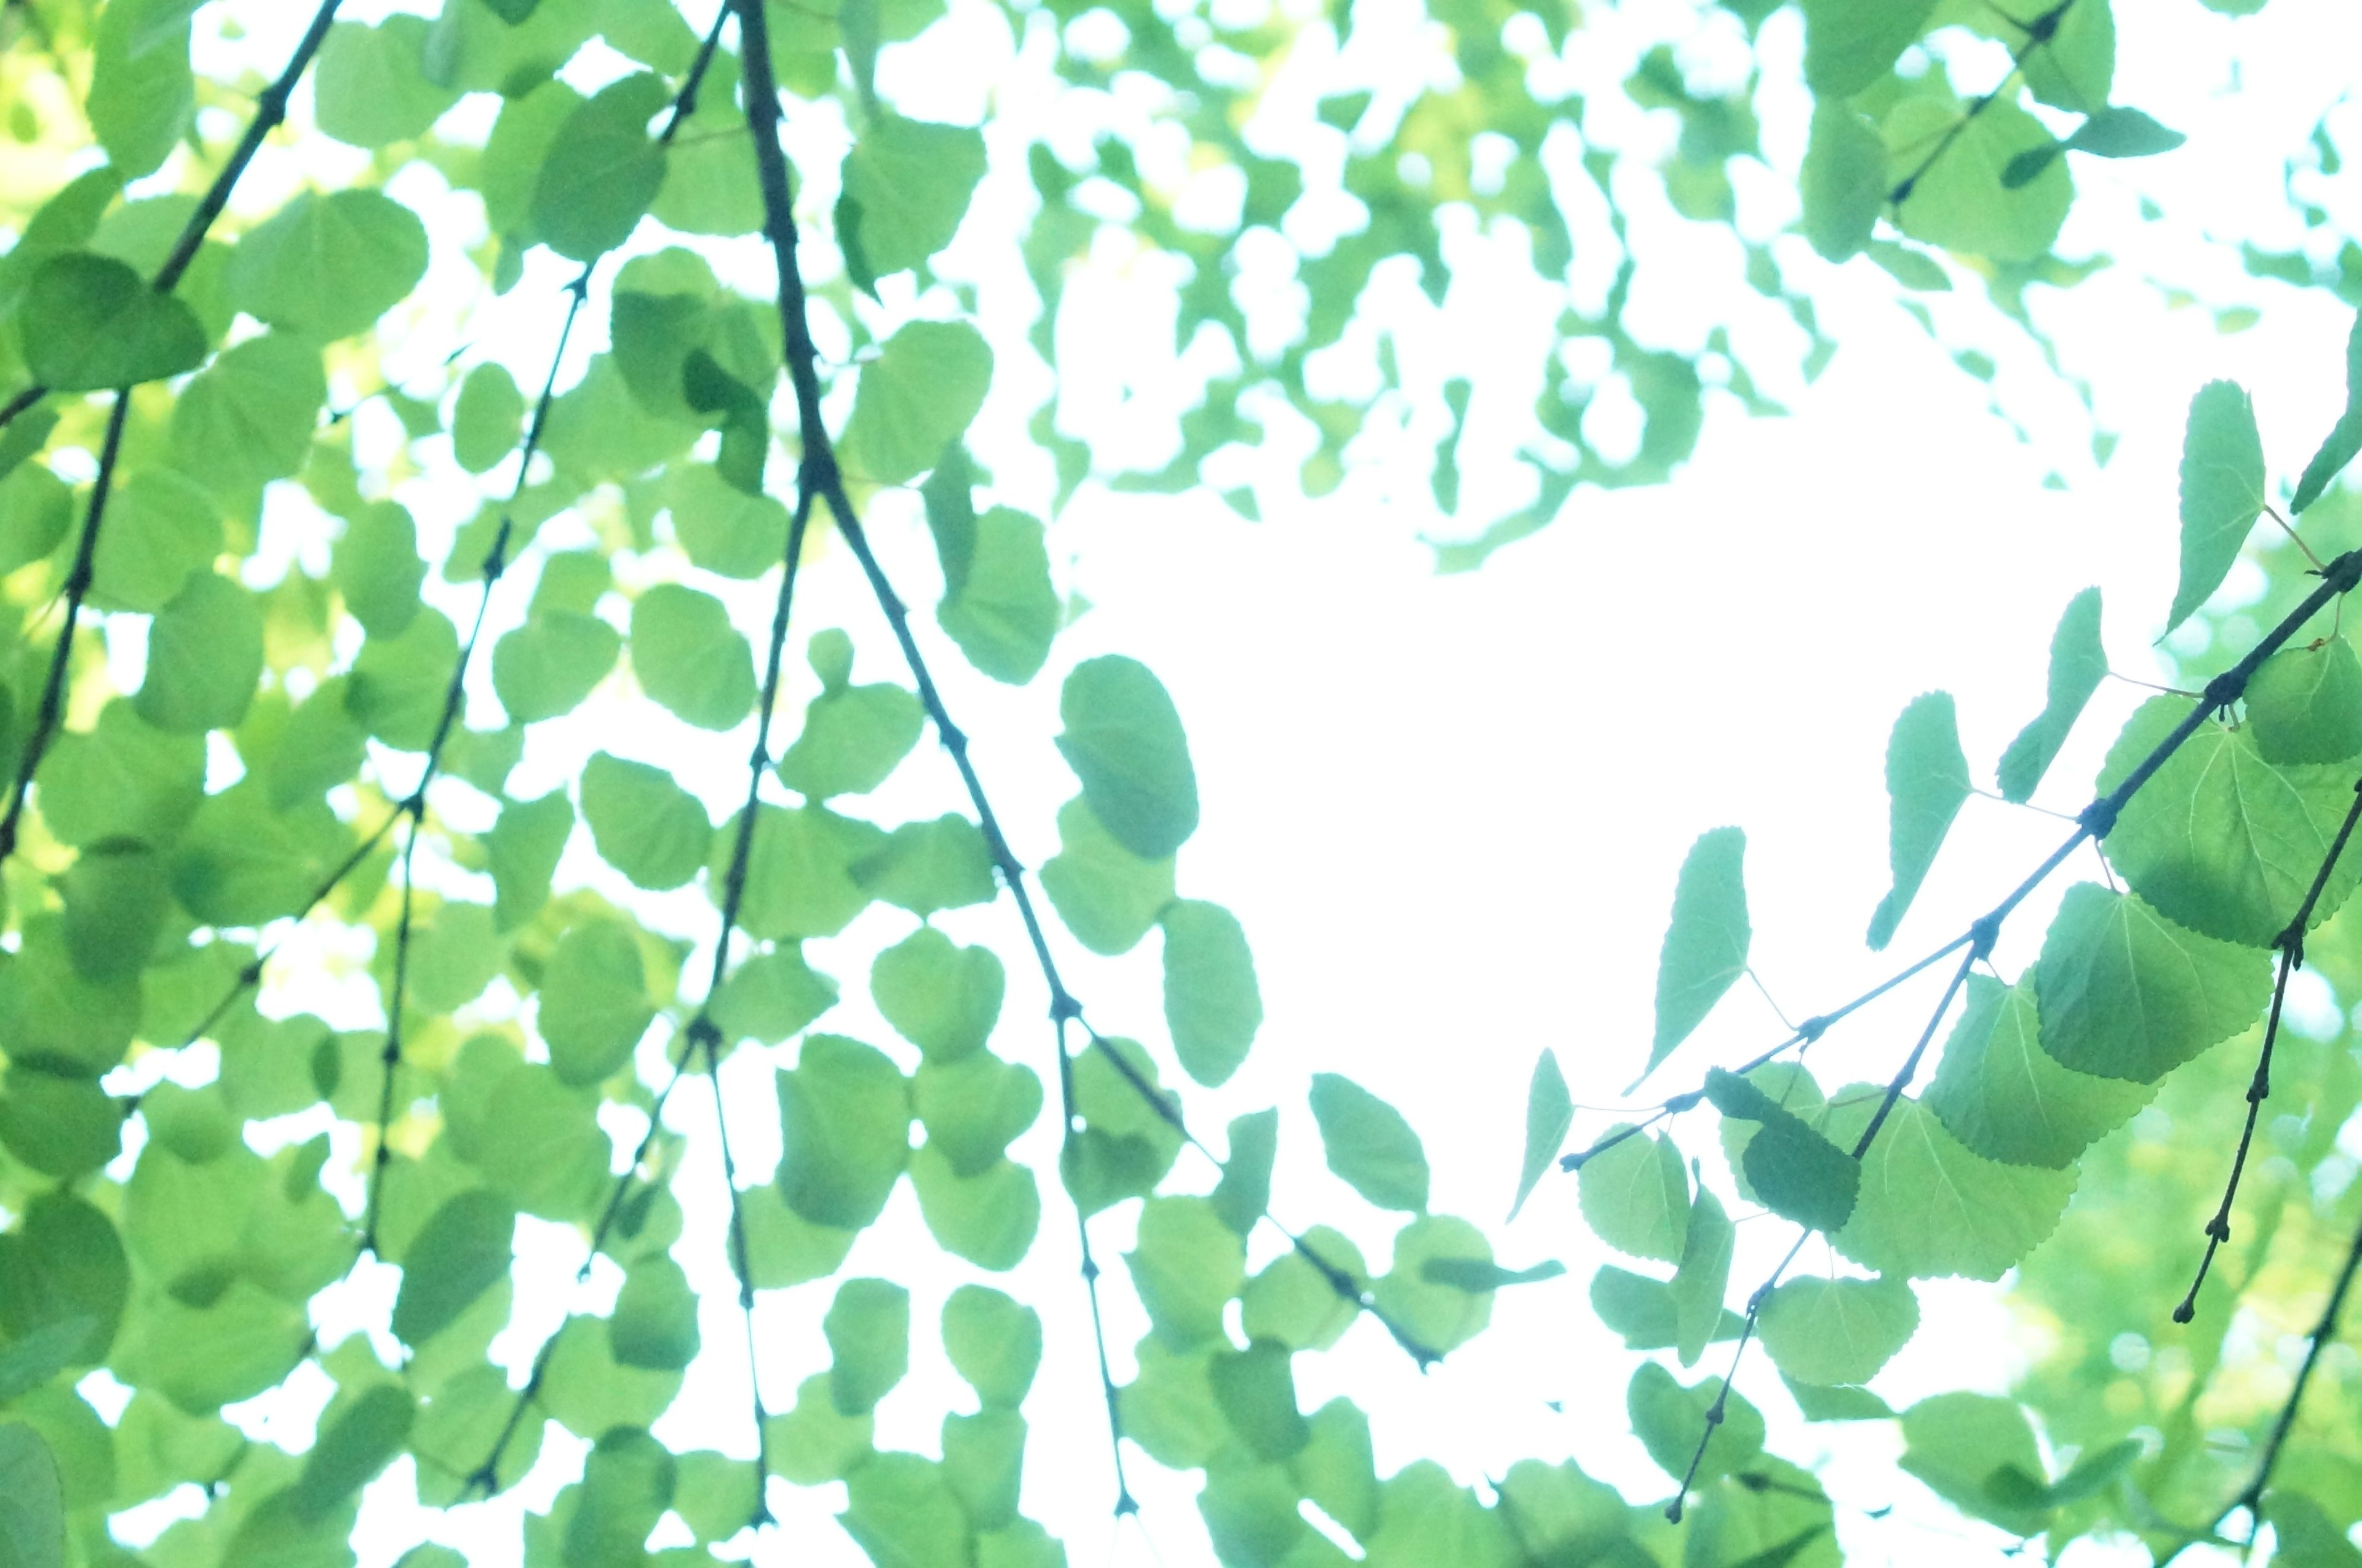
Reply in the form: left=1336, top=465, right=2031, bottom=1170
left=1886, top=0, right=2079, bottom=208
left=2224, top=1200, right=2362, bottom=1530
left=2174, top=777, right=2362, bottom=1324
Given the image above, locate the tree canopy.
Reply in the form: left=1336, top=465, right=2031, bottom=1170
left=1, top=0, right=2360, bottom=1566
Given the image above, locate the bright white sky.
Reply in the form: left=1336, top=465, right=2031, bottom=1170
left=73, top=0, right=2362, bottom=1564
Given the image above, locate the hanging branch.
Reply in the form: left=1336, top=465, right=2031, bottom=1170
left=728, top=0, right=1445, bottom=1420
left=1886, top=0, right=2081, bottom=207
left=1663, top=945, right=1980, bottom=1522
left=355, top=2, right=730, bottom=1261
left=1569, top=546, right=2362, bottom=1175
left=0, top=0, right=344, bottom=439
left=2173, top=778, right=2362, bottom=1324
left=2221, top=1201, right=2362, bottom=1532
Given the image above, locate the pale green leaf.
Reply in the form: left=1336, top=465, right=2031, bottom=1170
left=2246, top=634, right=2362, bottom=765
left=2294, top=312, right=2362, bottom=512
left=1576, top=1126, right=1689, bottom=1264
left=913, top=1050, right=1040, bottom=1177
left=1800, top=0, right=1935, bottom=94
left=1826, top=1089, right=2076, bottom=1281
left=1997, top=587, right=2106, bottom=802
left=777, top=1035, right=909, bottom=1230
left=1371, top=1215, right=1495, bottom=1358
left=910, top=1145, right=1040, bottom=1270
left=1509, top=1049, right=1572, bottom=1222
left=1867, top=691, right=1970, bottom=950
left=942, top=1286, right=1041, bottom=1409
left=840, top=114, right=988, bottom=278
left=1308, top=1073, right=1428, bottom=1212
left=19, top=254, right=205, bottom=392
left=2165, top=380, right=2267, bottom=634
left=870, top=926, right=1003, bottom=1061
left=1671, top=1185, right=1734, bottom=1367
left=314, top=17, right=459, bottom=148
left=1161, top=899, right=1261, bottom=1088
left=845, top=319, right=993, bottom=485
left=1056, top=656, right=1199, bottom=860
left=1651, top=825, right=1751, bottom=1071
left=2034, top=881, right=2270, bottom=1081
left=226, top=189, right=430, bottom=342
left=632, top=583, right=754, bottom=730
left=839, top=1452, right=968, bottom=1568
left=0, top=1424, right=63, bottom=1568
left=135, top=573, right=262, bottom=734
left=611, top=1257, right=699, bottom=1371
left=330, top=501, right=427, bottom=640
left=392, top=1188, right=517, bottom=1348
left=580, top=751, right=709, bottom=890
left=531, top=73, right=669, bottom=260
left=1757, top=1275, right=1918, bottom=1388
left=1925, top=971, right=2152, bottom=1162
left=1891, top=95, right=2072, bottom=263
left=1898, top=1393, right=2050, bottom=1535
left=451, top=363, right=525, bottom=475
left=1627, top=1361, right=1765, bottom=1486
left=1039, top=795, right=1176, bottom=955
left=824, top=1277, right=910, bottom=1414
left=87, top=0, right=193, bottom=178
left=1800, top=102, right=1887, bottom=262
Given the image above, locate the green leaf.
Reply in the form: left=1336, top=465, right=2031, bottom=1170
left=0, top=1194, right=127, bottom=1364
left=944, top=1409, right=1027, bottom=1530
left=60, top=837, right=170, bottom=982
left=87, top=469, right=220, bottom=615
left=0, top=461, right=70, bottom=575
left=936, top=507, right=1060, bottom=686
left=1308, top=1073, right=1429, bottom=1212
left=853, top=814, right=998, bottom=916
left=632, top=583, right=755, bottom=730
left=1892, top=96, right=2073, bottom=263
left=1717, top=1078, right=1859, bottom=1233
left=1577, top=1126, right=1689, bottom=1263
left=1898, top=1392, right=2050, bottom=1535
left=1129, top=1196, right=1246, bottom=1348
left=292, top=1385, right=414, bottom=1519
left=168, top=330, right=328, bottom=498
left=1060, top=1037, right=1183, bottom=1216
left=825, top=1277, right=910, bottom=1414
left=1864, top=238, right=1951, bottom=290
left=2165, top=380, right=2267, bottom=634
left=1420, top=1257, right=1565, bottom=1291
left=1799, top=0, right=1936, bottom=95
left=1866, top=691, right=1971, bottom=950
left=531, top=73, right=669, bottom=260
left=720, top=804, right=888, bottom=939
left=491, top=609, right=623, bottom=727
left=1650, top=826, right=1751, bottom=1072
left=672, top=1450, right=760, bottom=1545
left=1786, top=1379, right=1896, bottom=1422
left=2021, top=0, right=2113, bottom=109
left=1925, top=971, right=2152, bottom=1163
left=1627, top=1361, right=1765, bottom=1486
left=741, top=1183, right=856, bottom=1289
left=451, top=362, right=526, bottom=475
left=1589, top=1264, right=1742, bottom=1351
left=488, top=789, right=573, bottom=933
left=0, top=1424, right=62, bottom=1568
left=566, top=1428, right=677, bottom=1567
left=19, top=254, right=206, bottom=392
left=1372, top=1215, right=1497, bottom=1357
left=2034, top=880, right=2270, bottom=1081
left=941, top=1286, right=1041, bottom=1409
left=710, top=945, right=837, bottom=1046
left=226, top=189, right=430, bottom=341
left=845, top=318, right=994, bottom=485
left=1039, top=795, right=1177, bottom=955
left=1998, top=587, right=2106, bottom=801
left=392, top=1188, right=517, bottom=1348
left=839, top=1452, right=969, bottom=1568
left=1056, top=656, right=1200, bottom=860
left=1757, top=1275, right=1917, bottom=1387
left=2262, top=1492, right=2362, bottom=1568
left=314, top=17, right=460, bottom=148
left=346, top=606, right=461, bottom=752
left=1213, top=1108, right=1278, bottom=1236
left=580, top=751, right=709, bottom=889
left=1509, top=1049, right=1573, bottom=1222
left=664, top=461, right=787, bottom=578
left=840, top=114, right=988, bottom=277
left=1669, top=1185, right=1734, bottom=1367
left=538, top=920, right=653, bottom=1085
left=914, top=1050, right=1041, bottom=1177
left=1209, top=1342, right=1308, bottom=1465
left=167, top=783, right=350, bottom=928
left=2246, top=635, right=2362, bottom=765
left=2068, top=105, right=2185, bottom=159
left=0, top=1070, right=123, bottom=1179
left=1825, top=1088, right=2076, bottom=1280
left=1160, top=900, right=1261, bottom=1088
left=330, top=501, right=428, bottom=640
left=135, top=573, right=262, bottom=734
left=2296, top=313, right=2362, bottom=513
left=539, top=1313, right=683, bottom=1441
left=769, top=1372, right=873, bottom=1486
left=1242, top=1228, right=1364, bottom=1353
left=611, top=1256, right=699, bottom=1371
left=911, top=1145, right=1040, bottom=1269
left=871, top=926, right=1003, bottom=1061
left=1800, top=101, right=1887, bottom=262
left=2099, top=696, right=2362, bottom=947
left=776, top=676, right=924, bottom=800
left=87, top=0, right=193, bottom=178
left=777, top=1035, right=910, bottom=1230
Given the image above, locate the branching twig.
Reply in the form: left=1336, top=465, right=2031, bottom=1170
left=0, top=0, right=344, bottom=439
left=1887, top=0, right=2080, bottom=208
left=2221, top=1201, right=2362, bottom=1531
left=2174, top=778, right=2362, bottom=1324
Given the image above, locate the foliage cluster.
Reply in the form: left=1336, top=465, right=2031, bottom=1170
left=0, top=0, right=2356, bottom=1566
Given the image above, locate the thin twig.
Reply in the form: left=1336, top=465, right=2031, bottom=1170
left=2222, top=1201, right=2362, bottom=1530
left=0, top=0, right=345, bottom=438
left=1666, top=1232, right=1809, bottom=1523
left=2174, top=777, right=2362, bottom=1323
left=1887, top=0, right=2079, bottom=208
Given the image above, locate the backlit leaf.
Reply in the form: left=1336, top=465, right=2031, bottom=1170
left=1757, top=1275, right=1918, bottom=1388
left=1161, top=900, right=1261, bottom=1088
left=1669, top=1185, right=1734, bottom=1367
left=632, top=583, right=754, bottom=730
left=1509, top=1049, right=1572, bottom=1222
left=845, top=319, right=993, bottom=485
left=226, top=189, right=429, bottom=342
left=1056, top=656, right=1200, bottom=861
left=531, top=73, right=669, bottom=260
left=1650, top=826, right=1750, bottom=1072
left=2245, top=635, right=2362, bottom=765
left=1997, top=587, right=2106, bottom=802
left=2165, top=380, right=2266, bottom=635
left=581, top=751, right=709, bottom=889
left=1925, top=971, right=2152, bottom=1163
left=2295, top=312, right=2362, bottom=513
left=1577, top=1126, right=1690, bottom=1264
left=2034, top=881, right=2270, bottom=1081
left=1867, top=692, right=1971, bottom=950
left=20, top=254, right=206, bottom=392
left=1308, top=1073, right=1428, bottom=1212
